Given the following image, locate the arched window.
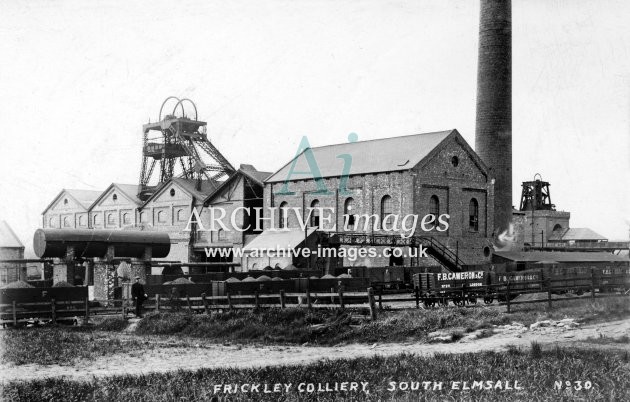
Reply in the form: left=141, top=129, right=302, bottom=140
left=122, top=213, right=131, bottom=225
left=63, top=216, right=70, bottom=227
left=429, top=195, right=439, bottom=229
left=49, top=217, right=56, bottom=228
left=157, top=210, right=166, bottom=224
left=93, top=214, right=100, bottom=226
left=177, top=209, right=186, bottom=222
left=344, top=198, right=356, bottom=230
left=218, top=228, right=226, bottom=241
left=469, top=198, right=479, bottom=231
left=139, top=212, right=147, bottom=223
left=310, top=199, right=320, bottom=228
left=112, top=193, right=118, bottom=202
left=78, top=215, right=86, bottom=226
left=380, top=195, right=393, bottom=228
left=279, top=202, right=288, bottom=229
left=107, top=213, right=115, bottom=226
left=553, top=224, right=562, bottom=232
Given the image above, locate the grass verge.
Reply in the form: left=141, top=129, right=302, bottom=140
left=2, top=347, right=629, bottom=401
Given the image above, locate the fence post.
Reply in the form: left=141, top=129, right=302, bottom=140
left=378, top=288, right=383, bottom=310
left=591, top=268, right=596, bottom=300
left=12, top=301, right=17, bottom=326
left=201, top=293, right=209, bottom=314
left=367, top=287, right=377, bottom=321
left=547, top=277, right=553, bottom=309
left=255, top=291, right=260, bottom=310
left=84, top=297, right=90, bottom=324
left=227, top=292, right=233, bottom=311
left=506, top=280, right=511, bottom=314
left=186, top=295, right=192, bottom=313
left=155, top=294, right=160, bottom=312
left=279, top=290, right=286, bottom=309
left=338, top=288, right=345, bottom=309
left=51, top=298, right=57, bottom=324
left=306, top=288, right=312, bottom=310
left=414, top=286, right=420, bottom=309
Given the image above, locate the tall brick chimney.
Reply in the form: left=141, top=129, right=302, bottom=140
left=475, top=0, right=512, bottom=234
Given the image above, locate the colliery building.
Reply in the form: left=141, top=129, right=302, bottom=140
left=258, top=129, right=495, bottom=269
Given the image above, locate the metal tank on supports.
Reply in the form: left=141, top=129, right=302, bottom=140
left=34, top=229, right=170, bottom=300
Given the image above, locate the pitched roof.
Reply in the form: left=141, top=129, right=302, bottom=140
left=42, top=188, right=102, bottom=214
left=265, top=130, right=457, bottom=183
left=88, top=183, right=143, bottom=210
left=141, top=178, right=220, bottom=207
left=203, top=166, right=272, bottom=205
left=170, top=178, right=220, bottom=200
left=548, top=228, right=607, bottom=242
left=494, top=251, right=626, bottom=263
left=0, top=221, right=24, bottom=248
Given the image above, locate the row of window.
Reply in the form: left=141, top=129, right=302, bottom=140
left=48, top=208, right=189, bottom=228
left=277, top=195, right=480, bottom=232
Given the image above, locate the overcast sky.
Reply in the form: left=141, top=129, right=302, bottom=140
left=1, top=0, right=628, bottom=255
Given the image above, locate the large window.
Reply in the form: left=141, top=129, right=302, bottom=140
left=78, top=215, right=86, bottom=226
left=139, top=212, right=147, bottom=224
left=380, top=195, right=393, bottom=228
left=218, top=228, right=226, bottom=241
left=63, top=216, right=70, bottom=228
left=122, top=213, right=131, bottom=225
left=93, top=214, right=101, bottom=226
left=429, top=195, right=439, bottom=229
left=176, top=209, right=186, bottom=222
left=310, top=199, right=320, bottom=228
left=344, top=197, right=356, bottom=230
left=469, top=198, right=479, bottom=231
left=279, top=202, right=288, bottom=229
left=107, top=213, right=115, bottom=226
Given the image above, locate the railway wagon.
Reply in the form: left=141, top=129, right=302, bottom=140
left=342, top=266, right=441, bottom=290
left=413, top=271, right=491, bottom=307
left=595, top=266, right=630, bottom=293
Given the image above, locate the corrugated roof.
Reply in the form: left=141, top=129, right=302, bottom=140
left=548, top=228, right=608, bottom=242
left=0, top=221, right=24, bottom=248
left=265, top=130, right=455, bottom=182
left=494, top=251, right=626, bottom=263
left=243, top=228, right=317, bottom=251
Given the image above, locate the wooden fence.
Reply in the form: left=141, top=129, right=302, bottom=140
left=1, top=272, right=628, bottom=326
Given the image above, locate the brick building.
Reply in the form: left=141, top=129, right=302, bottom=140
left=42, top=189, right=101, bottom=229
left=191, top=165, right=271, bottom=265
left=259, top=129, right=495, bottom=269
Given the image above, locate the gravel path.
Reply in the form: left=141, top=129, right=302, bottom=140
left=1, top=318, right=628, bottom=382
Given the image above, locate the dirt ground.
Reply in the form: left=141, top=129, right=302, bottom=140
left=1, top=318, right=628, bottom=382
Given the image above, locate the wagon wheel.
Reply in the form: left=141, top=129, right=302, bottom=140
left=452, top=297, right=465, bottom=307
left=483, top=296, right=494, bottom=305
left=423, top=298, right=435, bottom=309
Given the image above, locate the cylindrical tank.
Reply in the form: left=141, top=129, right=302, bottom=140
left=33, top=229, right=171, bottom=259
left=475, top=0, right=512, bottom=234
